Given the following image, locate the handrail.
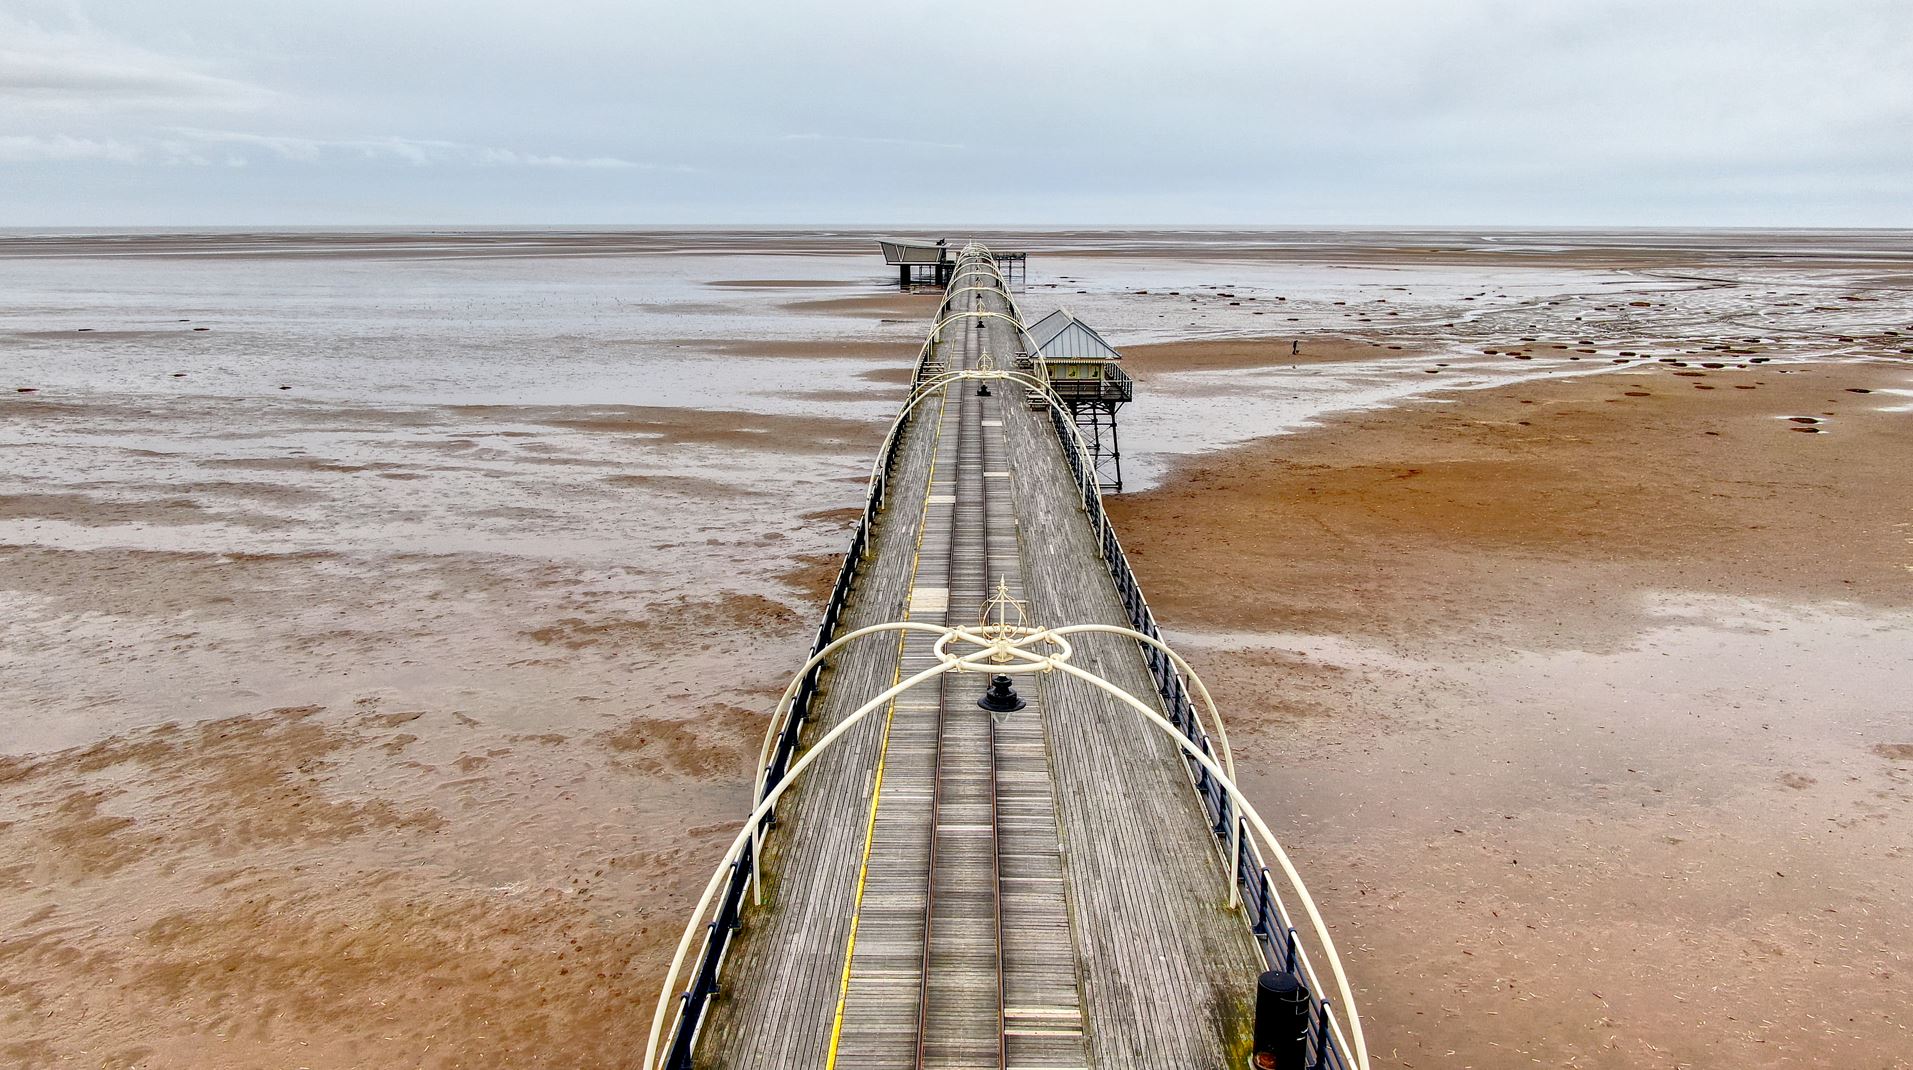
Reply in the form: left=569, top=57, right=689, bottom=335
left=942, top=252, right=1361, bottom=1066
left=1001, top=229, right=1360, bottom=1066
left=945, top=267, right=1008, bottom=293
left=647, top=296, right=947, bottom=1067
left=751, top=366, right=1117, bottom=818
left=1044, top=650, right=1366, bottom=1069
left=654, top=246, right=1363, bottom=1070
left=648, top=642, right=1007, bottom=1070
left=653, top=259, right=1069, bottom=1067
left=928, top=309, right=1026, bottom=340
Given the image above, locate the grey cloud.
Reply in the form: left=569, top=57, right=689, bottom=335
left=0, top=134, right=148, bottom=163
left=0, top=127, right=660, bottom=169
left=3, top=0, right=1910, bottom=226
left=0, top=20, right=269, bottom=110
left=780, top=134, right=969, bottom=152
left=0, top=52, right=263, bottom=103
left=168, top=129, right=655, bottom=169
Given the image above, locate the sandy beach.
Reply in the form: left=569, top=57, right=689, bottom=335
left=1109, top=357, right=1913, bottom=1067
left=2, top=228, right=1910, bottom=1068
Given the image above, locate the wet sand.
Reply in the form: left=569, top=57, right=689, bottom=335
left=0, top=396, right=860, bottom=1066
left=668, top=338, right=915, bottom=361
left=4, top=229, right=1912, bottom=1068
left=1122, top=335, right=1427, bottom=373
left=1112, top=359, right=1913, bottom=638
left=0, top=242, right=889, bottom=1063
left=6, top=226, right=1910, bottom=272
left=1108, top=355, right=1913, bottom=1068
left=781, top=290, right=944, bottom=319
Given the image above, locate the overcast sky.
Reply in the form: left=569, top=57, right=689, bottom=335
left=3, top=0, right=1910, bottom=227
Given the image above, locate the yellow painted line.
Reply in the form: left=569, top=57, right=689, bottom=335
left=825, top=384, right=949, bottom=1069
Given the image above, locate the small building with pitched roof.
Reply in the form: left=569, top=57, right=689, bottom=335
left=1023, top=308, right=1133, bottom=491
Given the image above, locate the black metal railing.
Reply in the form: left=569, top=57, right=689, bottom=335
left=662, top=262, right=1349, bottom=1070
left=1044, top=362, right=1134, bottom=404
left=660, top=390, right=918, bottom=1069
left=1045, top=404, right=1353, bottom=1070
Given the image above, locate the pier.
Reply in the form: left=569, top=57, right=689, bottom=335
left=879, top=237, right=1027, bottom=289
left=647, top=245, right=1364, bottom=1070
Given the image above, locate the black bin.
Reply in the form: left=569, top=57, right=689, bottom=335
left=1252, top=969, right=1312, bottom=1070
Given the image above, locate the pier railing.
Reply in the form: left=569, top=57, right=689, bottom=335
left=1046, top=362, right=1135, bottom=404
left=660, top=246, right=998, bottom=1065
left=659, top=390, right=913, bottom=1069
left=659, top=268, right=1027, bottom=1065
left=661, top=244, right=1353, bottom=1069
left=1045, top=404, right=1355, bottom=1070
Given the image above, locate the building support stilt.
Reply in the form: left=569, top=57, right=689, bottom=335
left=1066, top=399, right=1122, bottom=493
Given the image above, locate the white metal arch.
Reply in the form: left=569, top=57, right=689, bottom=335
left=942, top=269, right=1006, bottom=289
left=932, top=248, right=1031, bottom=348
left=750, top=613, right=1246, bottom=908
left=930, top=309, right=1025, bottom=340
left=748, top=363, right=1113, bottom=887
left=948, top=260, right=1004, bottom=279
left=938, top=284, right=1009, bottom=306
left=647, top=620, right=1369, bottom=1070
left=946, top=258, right=1016, bottom=290
left=947, top=263, right=1005, bottom=283
left=941, top=277, right=1029, bottom=326
left=909, top=297, right=1026, bottom=374
left=644, top=640, right=996, bottom=1070
left=861, top=369, right=1104, bottom=521
left=1045, top=646, right=1368, bottom=1070
left=947, top=258, right=1008, bottom=288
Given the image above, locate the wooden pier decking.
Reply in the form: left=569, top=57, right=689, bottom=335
left=690, top=252, right=1265, bottom=1068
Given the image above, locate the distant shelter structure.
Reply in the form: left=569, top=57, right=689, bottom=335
left=878, top=237, right=1026, bottom=289
left=877, top=237, right=951, bottom=288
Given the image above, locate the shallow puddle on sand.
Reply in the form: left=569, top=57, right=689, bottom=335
left=1176, top=592, right=1913, bottom=1068
left=1119, top=352, right=1650, bottom=488
left=0, top=250, right=917, bottom=410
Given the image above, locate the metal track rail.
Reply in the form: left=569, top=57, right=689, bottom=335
left=975, top=298, right=1009, bottom=1070
left=986, top=700, right=1005, bottom=1070
left=977, top=386, right=1008, bottom=1070
left=911, top=382, right=961, bottom=1067
left=915, top=283, right=1009, bottom=1068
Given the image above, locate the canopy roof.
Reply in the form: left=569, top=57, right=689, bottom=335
left=877, top=237, right=948, bottom=265
left=1025, top=308, right=1121, bottom=362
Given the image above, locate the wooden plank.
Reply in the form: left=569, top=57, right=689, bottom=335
left=692, top=258, right=1261, bottom=1070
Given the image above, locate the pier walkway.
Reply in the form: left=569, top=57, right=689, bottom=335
left=647, top=246, right=1362, bottom=1070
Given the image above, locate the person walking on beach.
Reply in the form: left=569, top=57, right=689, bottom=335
left=1291, top=339, right=1300, bottom=356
